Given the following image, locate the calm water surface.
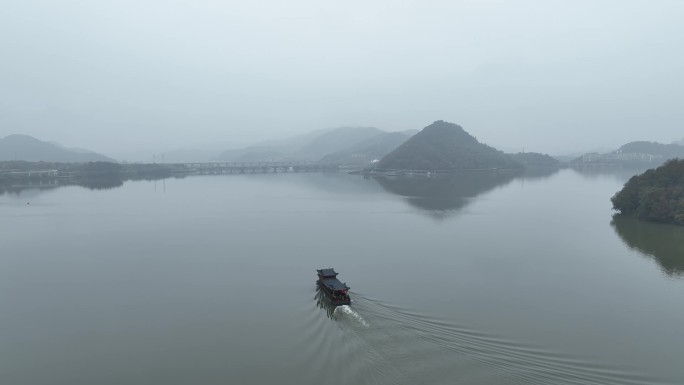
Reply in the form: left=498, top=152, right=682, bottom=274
left=2, top=169, right=684, bottom=384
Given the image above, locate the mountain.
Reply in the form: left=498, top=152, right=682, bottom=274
left=0, top=135, right=114, bottom=162
left=215, top=126, right=386, bottom=162
left=250, top=128, right=334, bottom=151
left=508, top=152, right=560, bottom=167
left=216, top=146, right=290, bottom=162
left=320, top=131, right=414, bottom=165
left=233, top=149, right=291, bottom=162
left=401, top=129, right=420, bottom=136
left=375, top=121, right=522, bottom=171
left=674, top=138, right=684, bottom=146
left=144, top=148, right=221, bottom=163
left=293, top=127, right=385, bottom=160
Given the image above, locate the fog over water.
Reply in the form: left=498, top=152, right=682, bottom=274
left=2, top=1, right=684, bottom=159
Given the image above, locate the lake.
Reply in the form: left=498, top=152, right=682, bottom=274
left=2, top=169, right=683, bottom=385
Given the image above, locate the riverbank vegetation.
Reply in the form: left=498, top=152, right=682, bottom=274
left=611, top=159, right=684, bottom=225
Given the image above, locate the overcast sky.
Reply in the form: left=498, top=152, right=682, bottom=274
left=1, top=0, right=683, bottom=159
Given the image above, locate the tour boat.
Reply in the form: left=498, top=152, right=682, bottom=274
left=316, top=268, right=351, bottom=306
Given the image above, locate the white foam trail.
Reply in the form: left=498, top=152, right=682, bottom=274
left=335, top=305, right=370, bottom=327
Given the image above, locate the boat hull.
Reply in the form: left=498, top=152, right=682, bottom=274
left=316, top=280, right=351, bottom=306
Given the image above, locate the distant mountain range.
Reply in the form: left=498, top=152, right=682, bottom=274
left=573, top=140, right=684, bottom=166
left=376, top=121, right=524, bottom=171
left=320, top=130, right=417, bottom=165
left=0, top=134, right=114, bottom=163
left=620, top=141, right=684, bottom=157
left=215, top=126, right=416, bottom=165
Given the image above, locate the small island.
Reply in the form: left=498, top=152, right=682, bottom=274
left=611, top=159, right=684, bottom=225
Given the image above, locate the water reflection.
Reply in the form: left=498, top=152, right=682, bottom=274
left=0, top=176, right=180, bottom=196
left=570, top=165, right=654, bottom=182
left=519, top=166, right=563, bottom=181
left=0, top=183, right=60, bottom=196
left=0, top=179, right=123, bottom=195
left=75, top=178, right=125, bottom=190
left=611, top=215, right=684, bottom=277
left=372, top=170, right=523, bottom=218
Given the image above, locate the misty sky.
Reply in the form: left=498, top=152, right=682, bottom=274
left=2, top=0, right=683, bottom=159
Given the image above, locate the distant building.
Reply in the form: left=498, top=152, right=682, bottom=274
left=582, top=152, right=662, bottom=163
left=582, top=153, right=601, bottom=162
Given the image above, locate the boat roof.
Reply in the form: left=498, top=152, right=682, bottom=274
left=320, top=277, right=350, bottom=291
left=317, top=268, right=338, bottom=277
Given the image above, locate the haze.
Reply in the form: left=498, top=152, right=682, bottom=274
left=2, top=0, right=683, bottom=161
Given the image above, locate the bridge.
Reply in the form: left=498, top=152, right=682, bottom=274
left=0, top=169, right=59, bottom=178
left=178, top=161, right=340, bottom=174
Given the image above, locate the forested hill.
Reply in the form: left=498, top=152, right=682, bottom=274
left=611, top=159, right=684, bottom=225
left=508, top=152, right=560, bottom=167
left=215, top=126, right=387, bottom=162
left=375, top=121, right=522, bottom=171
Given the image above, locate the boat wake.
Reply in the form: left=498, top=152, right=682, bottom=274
left=334, top=304, right=370, bottom=328
left=307, top=290, right=672, bottom=385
